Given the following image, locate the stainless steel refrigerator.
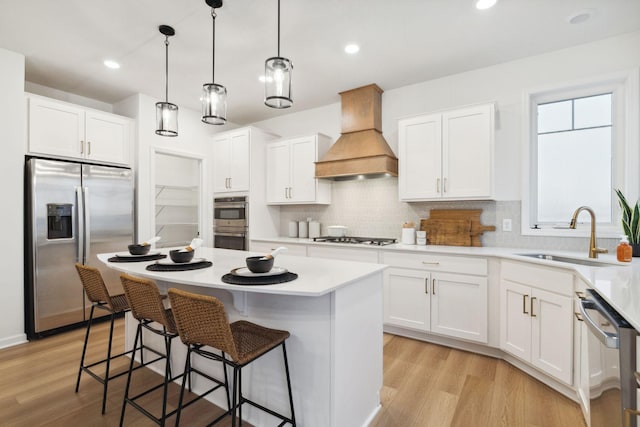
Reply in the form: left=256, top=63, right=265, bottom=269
left=25, top=157, right=134, bottom=338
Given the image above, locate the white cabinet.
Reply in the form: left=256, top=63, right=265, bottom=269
left=266, top=134, right=332, bottom=204
left=398, top=103, right=494, bottom=201
left=306, top=245, right=379, bottom=263
left=382, top=252, right=488, bottom=343
left=213, top=129, right=250, bottom=193
left=27, top=95, right=131, bottom=165
left=249, top=240, right=308, bottom=257
left=499, top=260, right=574, bottom=385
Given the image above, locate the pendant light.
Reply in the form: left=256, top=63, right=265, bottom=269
left=202, top=0, right=227, bottom=125
left=155, top=25, right=178, bottom=137
left=264, top=0, right=293, bottom=109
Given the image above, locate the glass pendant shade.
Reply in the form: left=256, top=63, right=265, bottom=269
left=155, top=101, right=178, bottom=136
left=264, top=56, right=292, bottom=109
left=201, top=83, right=227, bottom=125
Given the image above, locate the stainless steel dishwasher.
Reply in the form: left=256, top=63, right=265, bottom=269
left=580, top=289, right=637, bottom=427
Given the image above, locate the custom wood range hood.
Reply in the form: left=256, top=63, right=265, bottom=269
left=315, top=84, right=398, bottom=180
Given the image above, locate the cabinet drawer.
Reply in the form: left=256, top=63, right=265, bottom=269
left=501, top=260, right=573, bottom=296
left=381, top=251, right=487, bottom=275
left=307, top=245, right=379, bottom=263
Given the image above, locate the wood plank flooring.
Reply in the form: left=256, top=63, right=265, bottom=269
left=0, top=320, right=586, bottom=426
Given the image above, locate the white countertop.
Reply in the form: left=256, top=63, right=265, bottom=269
left=253, top=236, right=640, bottom=330
left=98, top=247, right=386, bottom=297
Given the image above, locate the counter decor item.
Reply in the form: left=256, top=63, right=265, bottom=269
left=327, top=225, right=348, bottom=237
left=309, top=220, right=321, bottom=238
left=617, top=235, right=632, bottom=262
left=615, top=189, right=640, bottom=256
left=416, top=230, right=427, bottom=245
left=420, top=209, right=495, bottom=247
left=109, top=252, right=166, bottom=262
left=299, top=219, right=309, bottom=238
left=288, top=221, right=298, bottom=237
left=401, top=222, right=416, bottom=245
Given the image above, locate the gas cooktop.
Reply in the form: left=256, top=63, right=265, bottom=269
left=312, top=236, right=397, bottom=246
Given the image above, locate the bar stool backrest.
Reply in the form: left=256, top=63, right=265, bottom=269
left=75, top=263, right=115, bottom=308
left=120, top=274, right=177, bottom=333
left=168, top=288, right=239, bottom=361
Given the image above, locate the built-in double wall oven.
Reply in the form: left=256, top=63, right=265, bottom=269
left=213, top=196, right=248, bottom=251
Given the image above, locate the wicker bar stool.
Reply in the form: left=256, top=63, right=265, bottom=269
left=168, top=287, right=296, bottom=427
left=74, top=263, right=135, bottom=414
left=119, top=274, right=179, bottom=426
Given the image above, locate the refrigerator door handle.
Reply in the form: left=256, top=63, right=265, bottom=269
left=75, top=186, right=84, bottom=263
left=83, top=187, right=90, bottom=263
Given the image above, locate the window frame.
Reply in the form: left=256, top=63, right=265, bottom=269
left=521, top=69, right=640, bottom=238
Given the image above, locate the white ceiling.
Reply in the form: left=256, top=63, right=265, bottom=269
left=1, top=0, right=640, bottom=125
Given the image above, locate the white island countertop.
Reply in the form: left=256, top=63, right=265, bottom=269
left=98, top=246, right=386, bottom=297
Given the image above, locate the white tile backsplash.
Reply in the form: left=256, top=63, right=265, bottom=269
left=278, top=178, right=618, bottom=252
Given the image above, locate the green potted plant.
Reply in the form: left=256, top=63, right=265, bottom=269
left=615, top=188, right=640, bottom=256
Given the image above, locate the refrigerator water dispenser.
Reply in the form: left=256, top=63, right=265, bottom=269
left=47, top=203, right=72, bottom=239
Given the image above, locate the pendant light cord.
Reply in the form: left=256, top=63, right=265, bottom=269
left=277, top=0, right=281, bottom=57
left=211, top=8, right=216, bottom=83
left=164, top=36, right=169, bottom=103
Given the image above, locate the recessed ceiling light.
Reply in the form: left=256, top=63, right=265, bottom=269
left=566, top=10, right=594, bottom=25
left=344, top=44, right=360, bottom=54
left=475, top=0, right=497, bottom=10
left=103, top=59, right=120, bottom=69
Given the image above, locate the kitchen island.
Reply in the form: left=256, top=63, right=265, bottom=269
left=98, top=247, right=386, bottom=427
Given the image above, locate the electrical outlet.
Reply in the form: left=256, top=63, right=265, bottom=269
left=502, top=218, right=512, bottom=232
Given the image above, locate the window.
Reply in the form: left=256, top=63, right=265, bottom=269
left=522, top=70, right=639, bottom=237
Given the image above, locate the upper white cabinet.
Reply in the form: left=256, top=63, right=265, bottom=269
left=27, top=95, right=131, bottom=165
left=213, top=129, right=251, bottom=193
left=499, top=260, right=574, bottom=385
left=266, top=134, right=332, bottom=204
left=398, top=103, right=495, bottom=201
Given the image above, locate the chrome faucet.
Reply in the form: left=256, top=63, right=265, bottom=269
left=569, top=206, right=608, bottom=259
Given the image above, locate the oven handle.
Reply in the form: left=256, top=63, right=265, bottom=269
left=579, top=299, right=619, bottom=348
left=214, top=231, right=247, bottom=237
left=214, top=203, right=247, bottom=209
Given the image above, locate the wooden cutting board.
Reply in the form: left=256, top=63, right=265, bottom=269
left=421, top=218, right=472, bottom=246
left=420, top=209, right=496, bottom=247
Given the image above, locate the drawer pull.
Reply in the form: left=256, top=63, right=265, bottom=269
left=530, top=296, right=537, bottom=318
left=421, top=261, right=440, bottom=266
left=523, top=294, right=529, bottom=314
left=574, top=312, right=584, bottom=322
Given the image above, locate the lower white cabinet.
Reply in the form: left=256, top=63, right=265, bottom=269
left=500, top=260, right=574, bottom=385
left=383, top=252, right=488, bottom=343
left=249, top=241, right=308, bottom=257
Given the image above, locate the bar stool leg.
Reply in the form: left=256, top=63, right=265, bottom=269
left=222, top=352, right=231, bottom=413
left=238, top=367, right=243, bottom=427
left=175, top=346, right=192, bottom=427
left=76, top=305, right=95, bottom=393
left=101, top=312, right=116, bottom=414
left=282, top=342, right=296, bottom=426
left=119, top=322, right=142, bottom=427
left=160, top=334, right=172, bottom=427
left=231, top=366, right=239, bottom=427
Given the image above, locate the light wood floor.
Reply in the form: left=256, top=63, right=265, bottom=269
left=0, top=319, right=586, bottom=426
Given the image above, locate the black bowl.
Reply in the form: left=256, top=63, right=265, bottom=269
left=128, top=244, right=150, bottom=255
left=170, top=249, right=195, bottom=263
left=246, top=256, right=274, bottom=273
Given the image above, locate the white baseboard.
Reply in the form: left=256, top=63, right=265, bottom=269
left=0, top=333, right=28, bottom=350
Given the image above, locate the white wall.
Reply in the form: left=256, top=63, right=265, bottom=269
left=0, top=48, right=26, bottom=348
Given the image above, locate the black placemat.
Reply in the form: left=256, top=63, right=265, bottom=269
left=221, top=272, right=298, bottom=286
left=146, top=261, right=213, bottom=271
left=108, top=254, right=167, bottom=263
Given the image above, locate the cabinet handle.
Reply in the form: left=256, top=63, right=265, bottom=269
left=443, top=177, right=447, bottom=193
left=289, top=187, right=293, bottom=199
left=575, top=291, right=586, bottom=300
left=80, top=140, right=84, bottom=154
left=530, top=296, right=537, bottom=317
left=87, top=141, right=91, bottom=155
left=574, top=312, right=584, bottom=322
left=432, top=278, right=436, bottom=295
left=436, top=178, right=440, bottom=193
left=421, top=261, right=440, bottom=266
left=284, top=187, right=288, bottom=199
left=523, top=294, right=529, bottom=314
left=425, top=278, right=429, bottom=294
left=228, top=177, right=232, bottom=189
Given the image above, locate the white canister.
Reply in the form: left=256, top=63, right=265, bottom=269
left=309, top=221, right=321, bottom=238
left=401, top=227, right=416, bottom=245
left=298, top=221, right=309, bottom=238
left=288, top=221, right=298, bottom=238
left=416, top=230, right=427, bottom=245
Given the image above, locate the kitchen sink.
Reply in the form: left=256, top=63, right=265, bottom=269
left=516, top=253, right=622, bottom=267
